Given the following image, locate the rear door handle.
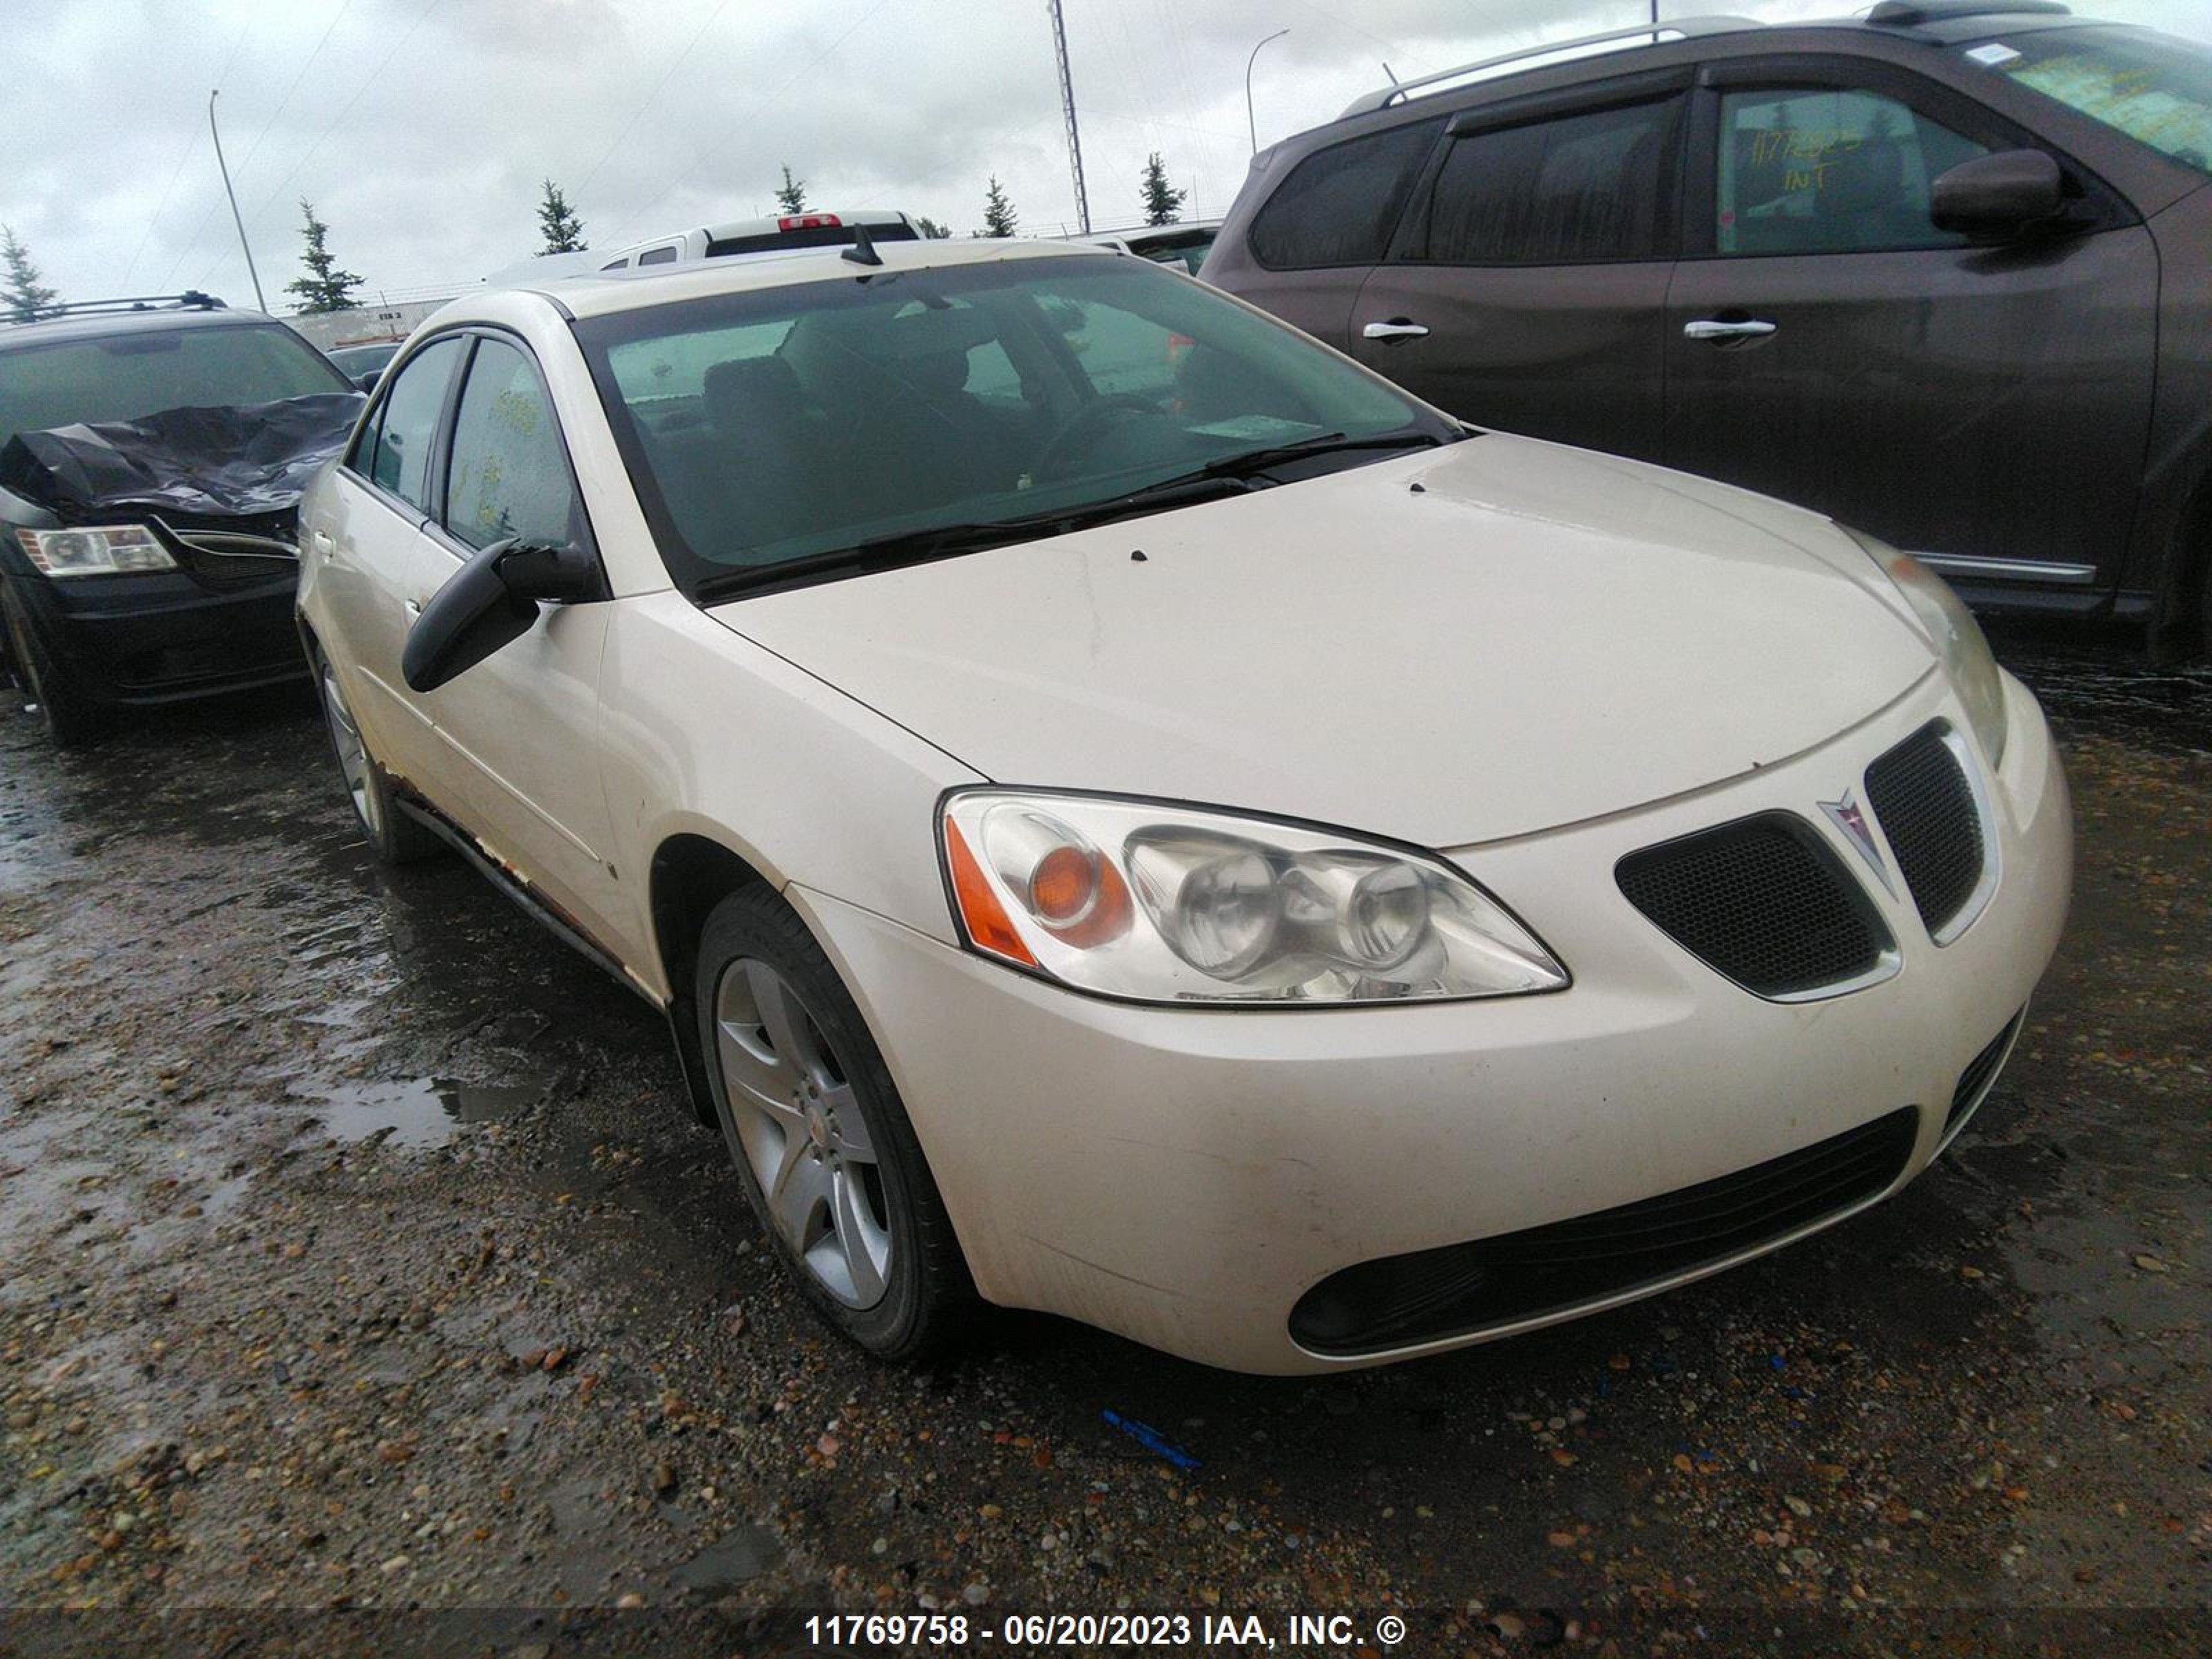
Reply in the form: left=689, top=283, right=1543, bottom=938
left=1683, top=318, right=1778, bottom=341
left=1361, top=318, right=1430, bottom=341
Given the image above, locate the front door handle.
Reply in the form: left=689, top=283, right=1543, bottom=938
left=1361, top=318, right=1431, bottom=341
left=1683, top=317, right=1778, bottom=341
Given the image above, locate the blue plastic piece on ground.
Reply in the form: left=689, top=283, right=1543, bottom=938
left=1103, top=1409, right=1201, bottom=1470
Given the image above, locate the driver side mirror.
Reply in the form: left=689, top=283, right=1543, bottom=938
left=402, top=536, right=597, bottom=694
left=355, top=369, right=382, bottom=393
left=1930, top=149, right=2067, bottom=241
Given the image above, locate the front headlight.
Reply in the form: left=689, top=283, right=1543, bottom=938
left=940, top=791, right=1568, bottom=1005
left=15, top=525, right=177, bottom=578
left=1844, top=527, right=2007, bottom=769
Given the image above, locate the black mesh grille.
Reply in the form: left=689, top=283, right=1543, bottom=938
left=1947, top=1006, right=2026, bottom=1134
left=1291, top=1107, right=1920, bottom=1356
left=1617, top=813, right=1890, bottom=997
left=1866, top=723, right=1985, bottom=936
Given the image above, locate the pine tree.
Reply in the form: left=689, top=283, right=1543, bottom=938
left=1140, top=153, right=1188, bottom=227
left=776, top=165, right=807, bottom=214
left=911, top=215, right=953, bottom=240
left=284, top=200, right=363, bottom=315
left=536, top=179, right=587, bottom=254
left=2, top=225, right=59, bottom=322
left=978, top=176, right=1018, bottom=238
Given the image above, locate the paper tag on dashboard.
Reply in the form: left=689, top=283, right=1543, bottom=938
left=1965, top=42, right=2023, bottom=66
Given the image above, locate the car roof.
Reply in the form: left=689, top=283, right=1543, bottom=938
left=0, top=303, right=284, bottom=353
left=1332, top=6, right=2109, bottom=121
left=496, top=236, right=1111, bottom=321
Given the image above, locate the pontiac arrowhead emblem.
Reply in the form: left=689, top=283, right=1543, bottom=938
left=1819, top=790, right=1894, bottom=895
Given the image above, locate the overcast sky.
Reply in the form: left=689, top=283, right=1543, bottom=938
left=6, top=0, right=2204, bottom=310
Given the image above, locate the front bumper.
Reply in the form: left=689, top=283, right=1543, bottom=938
left=5, top=565, right=306, bottom=707
left=794, top=669, right=2072, bottom=1374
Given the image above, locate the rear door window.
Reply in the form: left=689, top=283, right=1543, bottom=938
left=442, top=338, right=588, bottom=552
left=1420, top=97, right=1680, bottom=263
left=1250, top=119, right=1443, bottom=268
left=362, top=335, right=463, bottom=512
left=1714, top=87, right=1988, bottom=255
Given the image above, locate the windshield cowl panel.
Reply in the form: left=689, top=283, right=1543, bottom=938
left=572, top=254, right=1456, bottom=602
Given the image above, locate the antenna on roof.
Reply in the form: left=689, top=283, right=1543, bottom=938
left=843, top=221, right=884, bottom=267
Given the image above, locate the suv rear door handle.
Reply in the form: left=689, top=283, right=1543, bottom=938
left=1362, top=318, right=1430, bottom=341
left=1683, top=318, right=1778, bottom=341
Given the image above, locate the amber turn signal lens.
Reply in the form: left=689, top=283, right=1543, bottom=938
left=945, top=817, right=1039, bottom=967
left=1029, top=843, right=1132, bottom=948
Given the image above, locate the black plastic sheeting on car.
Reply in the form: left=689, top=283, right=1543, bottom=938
left=0, top=392, right=364, bottom=525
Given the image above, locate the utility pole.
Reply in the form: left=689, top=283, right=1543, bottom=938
left=1046, top=0, right=1090, bottom=235
left=208, top=90, right=266, bottom=312
left=1246, top=28, right=1289, bottom=153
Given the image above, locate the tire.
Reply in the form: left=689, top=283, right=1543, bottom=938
left=3, top=585, right=104, bottom=747
left=310, top=644, right=441, bottom=865
left=695, top=885, right=976, bottom=1360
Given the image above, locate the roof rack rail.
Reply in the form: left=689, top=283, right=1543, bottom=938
left=1339, top=16, right=1763, bottom=118
left=1864, top=1, right=2069, bottom=26
left=14, top=290, right=227, bottom=324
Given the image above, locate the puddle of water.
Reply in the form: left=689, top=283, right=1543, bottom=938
left=312, top=1076, right=543, bottom=1148
left=671, top=1524, right=783, bottom=1598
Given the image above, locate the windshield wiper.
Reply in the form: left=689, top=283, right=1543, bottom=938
left=1190, top=427, right=1458, bottom=482
left=692, top=476, right=1257, bottom=604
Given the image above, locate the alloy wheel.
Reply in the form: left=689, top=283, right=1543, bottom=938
left=319, top=663, right=381, bottom=839
left=713, top=956, right=893, bottom=1309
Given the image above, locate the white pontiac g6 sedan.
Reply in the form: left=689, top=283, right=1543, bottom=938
left=297, top=238, right=2071, bottom=1374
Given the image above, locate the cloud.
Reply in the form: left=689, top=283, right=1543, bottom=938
left=2, top=0, right=2202, bottom=310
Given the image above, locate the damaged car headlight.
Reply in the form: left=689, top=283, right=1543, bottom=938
left=1844, top=527, right=2007, bottom=770
left=940, top=791, right=1568, bottom=1005
left=15, top=525, right=177, bottom=578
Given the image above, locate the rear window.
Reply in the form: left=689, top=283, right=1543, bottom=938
left=1249, top=120, right=1443, bottom=268
left=1971, top=26, right=2212, bottom=178
left=0, top=323, right=348, bottom=450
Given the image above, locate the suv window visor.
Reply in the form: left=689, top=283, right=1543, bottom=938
left=572, top=254, right=1453, bottom=603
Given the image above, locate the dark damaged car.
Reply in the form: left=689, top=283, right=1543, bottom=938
left=0, top=293, right=361, bottom=744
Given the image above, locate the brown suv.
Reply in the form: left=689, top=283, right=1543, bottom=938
left=1202, top=3, right=2212, bottom=657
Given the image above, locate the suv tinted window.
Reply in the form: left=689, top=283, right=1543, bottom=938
left=1423, top=97, right=1676, bottom=263
left=365, top=336, right=463, bottom=510
left=1250, top=120, right=1442, bottom=268
left=444, top=339, right=585, bottom=551
left=1716, top=88, right=1987, bottom=256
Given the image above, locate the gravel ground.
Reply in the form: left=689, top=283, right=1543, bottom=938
left=0, top=631, right=2205, bottom=1657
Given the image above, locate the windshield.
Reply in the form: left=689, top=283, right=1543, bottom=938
left=0, top=322, right=352, bottom=450
left=1967, top=26, right=2212, bottom=178
left=574, top=252, right=1449, bottom=598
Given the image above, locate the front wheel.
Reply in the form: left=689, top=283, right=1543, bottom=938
left=3, top=585, right=102, bottom=747
left=695, top=885, right=975, bottom=1360
left=312, top=646, right=440, bottom=864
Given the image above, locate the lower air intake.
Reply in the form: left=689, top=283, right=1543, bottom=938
left=1290, top=1107, right=1920, bottom=1356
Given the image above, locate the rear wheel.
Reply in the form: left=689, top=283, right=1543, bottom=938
left=695, top=885, right=975, bottom=1360
left=313, top=647, right=440, bottom=864
left=1, top=585, right=101, bottom=747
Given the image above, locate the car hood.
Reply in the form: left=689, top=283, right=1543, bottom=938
left=710, top=435, right=1936, bottom=849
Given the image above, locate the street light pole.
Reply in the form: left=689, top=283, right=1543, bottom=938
left=207, top=90, right=267, bottom=312
left=1246, top=28, right=1289, bottom=153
